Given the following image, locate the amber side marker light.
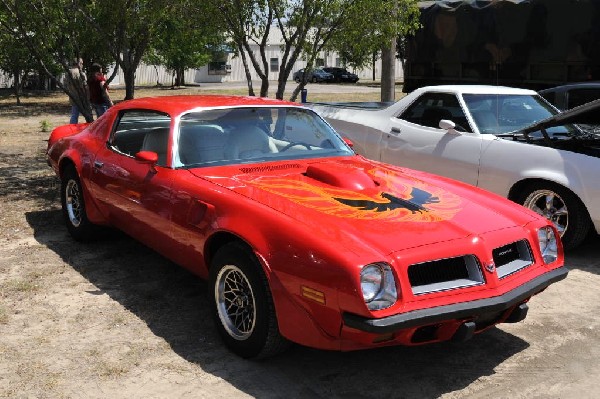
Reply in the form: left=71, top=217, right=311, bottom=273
left=301, top=286, right=326, bottom=304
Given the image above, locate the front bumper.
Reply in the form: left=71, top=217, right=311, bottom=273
left=343, top=267, right=568, bottom=334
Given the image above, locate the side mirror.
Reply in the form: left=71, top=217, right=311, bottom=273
left=439, top=119, right=457, bottom=131
left=342, top=137, right=354, bottom=148
left=135, top=150, right=159, bottom=164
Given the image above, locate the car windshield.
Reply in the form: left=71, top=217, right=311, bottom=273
left=462, top=93, right=581, bottom=138
left=176, top=106, right=353, bottom=167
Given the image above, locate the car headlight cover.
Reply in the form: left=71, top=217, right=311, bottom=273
left=360, top=263, right=397, bottom=310
left=538, top=226, right=558, bottom=264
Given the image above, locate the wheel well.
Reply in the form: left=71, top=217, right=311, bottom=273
left=508, top=178, right=561, bottom=202
left=204, top=232, right=252, bottom=270
left=508, top=177, right=591, bottom=219
left=58, top=158, right=76, bottom=179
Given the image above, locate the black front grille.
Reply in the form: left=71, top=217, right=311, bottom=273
left=493, top=240, right=533, bottom=279
left=493, top=242, right=520, bottom=266
left=408, top=257, right=469, bottom=286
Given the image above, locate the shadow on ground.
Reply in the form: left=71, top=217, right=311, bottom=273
left=26, top=208, right=535, bottom=398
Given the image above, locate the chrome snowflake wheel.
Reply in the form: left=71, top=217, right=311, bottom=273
left=523, top=189, right=568, bottom=236
left=65, top=179, right=83, bottom=227
left=215, top=264, right=256, bottom=340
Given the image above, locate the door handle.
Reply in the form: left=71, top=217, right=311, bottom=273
left=390, top=127, right=401, bottom=134
left=94, top=161, right=104, bottom=169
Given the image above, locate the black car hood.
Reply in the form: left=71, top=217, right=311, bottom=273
left=522, top=98, right=600, bottom=133
left=513, top=99, right=600, bottom=157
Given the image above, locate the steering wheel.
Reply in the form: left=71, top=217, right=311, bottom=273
left=280, top=142, right=312, bottom=151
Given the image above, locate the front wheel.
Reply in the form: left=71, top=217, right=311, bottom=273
left=61, top=166, right=101, bottom=241
left=209, top=242, right=288, bottom=358
left=515, top=182, right=591, bottom=250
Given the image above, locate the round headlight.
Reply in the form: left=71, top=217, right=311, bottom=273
left=361, top=264, right=383, bottom=302
left=538, top=226, right=558, bottom=264
left=360, top=263, right=398, bottom=310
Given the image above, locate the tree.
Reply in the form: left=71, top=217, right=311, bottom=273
left=0, top=24, right=38, bottom=104
left=208, top=0, right=419, bottom=101
left=77, top=0, right=168, bottom=100
left=0, top=0, right=96, bottom=121
left=144, top=0, right=224, bottom=88
left=324, top=0, right=420, bottom=101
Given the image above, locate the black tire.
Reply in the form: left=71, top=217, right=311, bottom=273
left=294, top=77, right=300, bottom=83
left=209, top=242, right=289, bottom=359
left=61, top=166, right=101, bottom=241
left=312, top=77, right=317, bottom=83
left=514, top=181, right=591, bottom=250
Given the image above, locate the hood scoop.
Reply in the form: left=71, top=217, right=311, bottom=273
left=305, top=163, right=378, bottom=190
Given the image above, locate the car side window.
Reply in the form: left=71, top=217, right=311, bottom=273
left=398, top=93, right=472, bottom=132
left=110, top=110, right=171, bottom=166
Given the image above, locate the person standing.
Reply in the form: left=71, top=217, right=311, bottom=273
left=65, top=58, right=88, bottom=124
left=88, top=63, right=113, bottom=118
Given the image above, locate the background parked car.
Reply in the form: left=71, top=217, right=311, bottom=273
left=322, top=67, right=359, bottom=83
left=313, top=85, right=600, bottom=250
left=539, top=82, right=600, bottom=134
left=293, top=68, right=334, bottom=83
left=539, top=82, right=600, bottom=111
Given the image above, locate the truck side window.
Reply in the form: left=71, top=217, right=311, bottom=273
left=398, top=93, right=472, bottom=132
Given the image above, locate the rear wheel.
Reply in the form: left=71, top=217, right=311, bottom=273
left=515, top=182, right=591, bottom=250
left=209, top=242, right=288, bottom=358
left=312, top=77, right=317, bottom=83
left=61, top=166, right=101, bottom=241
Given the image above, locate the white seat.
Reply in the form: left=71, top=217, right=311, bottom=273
left=224, top=126, right=278, bottom=160
left=141, top=128, right=170, bottom=166
left=179, top=125, right=228, bottom=165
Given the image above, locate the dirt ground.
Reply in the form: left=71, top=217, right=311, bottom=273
left=1, top=86, right=600, bottom=399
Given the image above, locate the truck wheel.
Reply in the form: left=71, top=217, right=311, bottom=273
left=209, top=242, right=288, bottom=359
left=516, top=182, right=591, bottom=250
left=61, top=166, right=101, bottom=241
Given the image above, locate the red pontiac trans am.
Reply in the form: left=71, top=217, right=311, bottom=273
left=47, top=95, right=567, bottom=358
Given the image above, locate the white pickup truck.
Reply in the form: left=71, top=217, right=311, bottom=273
left=312, top=85, right=600, bottom=250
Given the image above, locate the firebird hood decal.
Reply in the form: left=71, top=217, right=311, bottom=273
left=334, top=189, right=439, bottom=214
left=235, top=167, right=462, bottom=222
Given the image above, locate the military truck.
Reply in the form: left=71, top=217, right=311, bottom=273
left=403, top=0, right=600, bottom=92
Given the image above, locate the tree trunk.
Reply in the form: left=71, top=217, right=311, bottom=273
left=238, top=42, right=255, bottom=96
left=123, top=66, right=136, bottom=100
left=259, top=77, right=269, bottom=97
left=372, top=52, right=377, bottom=81
left=381, top=38, right=396, bottom=102
left=13, top=69, right=21, bottom=106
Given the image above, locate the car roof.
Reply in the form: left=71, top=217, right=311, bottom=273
left=417, top=85, right=537, bottom=95
left=111, top=95, right=299, bottom=116
left=539, top=82, right=600, bottom=94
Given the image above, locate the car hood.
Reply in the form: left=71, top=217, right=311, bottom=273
left=190, top=158, right=539, bottom=255
left=515, top=98, right=600, bottom=157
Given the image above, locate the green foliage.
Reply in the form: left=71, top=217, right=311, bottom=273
left=207, top=0, right=421, bottom=100
left=39, top=120, right=51, bottom=132
left=326, top=0, right=421, bottom=70
left=144, top=0, right=224, bottom=86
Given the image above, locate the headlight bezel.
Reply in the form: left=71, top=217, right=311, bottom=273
left=360, top=262, right=398, bottom=311
left=537, top=225, right=559, bottom=264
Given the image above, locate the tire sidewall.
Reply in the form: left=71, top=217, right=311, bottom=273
left=516, top=182, right=590, bottom=250
left=61, top=167, right=94, bottom=241
left=209, top=243, right=272, bottom=358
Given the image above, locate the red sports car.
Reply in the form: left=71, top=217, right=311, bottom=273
left=47, top=95, right=567, bottom=358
